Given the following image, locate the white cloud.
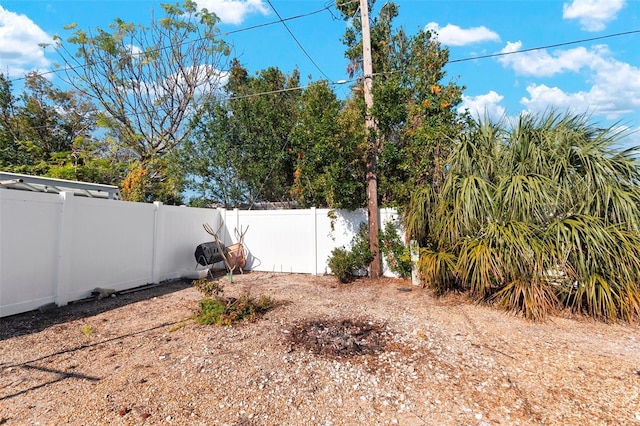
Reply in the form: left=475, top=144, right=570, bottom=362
left=521, top=63, right=640, bottom=120
left=195, top=0, right=269, bottom=25
left=562, top=0, right=625, bottom=32
left=425, top=22, right=500, bottom=46
left=458, top=91, right=506, bottom=121
left=498, top=40, right=640, bottom=120
left=0, top=6, right=53, bottom=77
left=498, top=41, right=606, bottom=77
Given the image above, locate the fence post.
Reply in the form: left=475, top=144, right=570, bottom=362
left=311, top=207, right=318, bottom=275
left=410, top=240, right=420, bottom=286
left=151, top=202, right=163, bottom=284
left=55, top=192, right=74, bottom=306
left=232, top=208, right=240, bottom=244
left=216, top=207, right=227, bottom=245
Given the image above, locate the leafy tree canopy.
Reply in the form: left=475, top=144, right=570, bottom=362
left=180, top=60, right=301, bottom=207
left=337, top=0, right=468, bottom=207
left=0, top=72, right=124, bottom=185
left=55, top=0, right=230, bottom=203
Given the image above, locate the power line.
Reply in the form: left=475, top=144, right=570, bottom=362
left=223, top=3, right=334, bottom=36
left=447, top=29, right=640, bottom=64
left=4, top=3, right=638, bottom=105
left=225, top=79, right=355, bottom=101
left=7, top=2, right=346, bottom=84
left=266, top=0, right=334, bottom=82
left=366, top=28, right=640, bottom=79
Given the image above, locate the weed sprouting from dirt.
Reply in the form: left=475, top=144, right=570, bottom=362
left=81, top=324, right=93, bottom=336
left=288, top=318, right=391, bottom=358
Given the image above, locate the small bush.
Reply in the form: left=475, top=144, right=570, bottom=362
left=196, top=294, right=276, bottom=326
left=193, top=277, right=277, bottom=326
left=328, top=223, right=373, bottom=283
left=327, top=247, right=353, bottom=283
left=379, top=221, right=412, bottom=278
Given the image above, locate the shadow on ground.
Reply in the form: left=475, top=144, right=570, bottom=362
left=0, top=279, right=194, bottom=341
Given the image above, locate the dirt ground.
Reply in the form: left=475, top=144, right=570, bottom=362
left=1, top=272, right=639, bottom=425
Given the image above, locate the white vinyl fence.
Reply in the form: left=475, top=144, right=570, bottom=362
left=0, top=189, right=400, bottom=317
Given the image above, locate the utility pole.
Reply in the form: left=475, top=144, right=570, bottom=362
left=360, top=0, right=382, bottom=278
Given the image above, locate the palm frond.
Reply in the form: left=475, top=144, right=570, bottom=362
left=492, top=278, right=558, bottom=321
left=494, top=174, right=557, bottom=224
left=404, top=109, right=640, bottom=321
left=455, top=237, right=503, bottom=297
left=417, top=248, right=457, bottom=292
left=564, top=274, right=640, bottom=321
left=404, top=185, right=436, bottom=245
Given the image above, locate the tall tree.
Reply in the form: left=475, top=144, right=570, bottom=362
left=0, top=74, right=26, bottom=168
left=290, top=81, right=367, bottom=209
left=56, top=0, right=230, bottom=202
left=226, top=61, right=301, bottom=205
left=181, top=60, right=301, bottom=207
left=179, top=98, right=249, bottom=207
left=337, top=1, right=467, bottom=207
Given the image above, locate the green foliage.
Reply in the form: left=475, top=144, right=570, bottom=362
left=178, top=99, right=249, bottom=207
left=0, top=72, right=126, bottom=185
left=181, top=61, right=300, bottom=207
left=409, top=111, right=640, bottom=321
left=328, top=223, right=373, bottom=283
left=196, top=295, right=276, bottom=326
left=183, top=1, right=464, bottom=209
left=327, top=248, right=353, bottom=283
left=193, top=277, right=275, bottom=326
left=290, top=82, right=366, bottom=209
left=337, top=1, right=467, bottom=208
left=417, top=248, right=457, bottom=293
left=378, top=220, right=412, bottom=278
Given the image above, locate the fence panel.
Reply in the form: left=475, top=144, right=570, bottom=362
left=157, top=204, right=221, bottom=281
left=222, top=208, right=318, bottom=274
left=0, top=190, right=61, bottom=316
left=1, top=188, right=401, bottom=317
left=66, top=197, right=157, bottom=302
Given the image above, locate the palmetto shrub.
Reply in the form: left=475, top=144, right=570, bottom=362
left=406, top=111, right=640, bottom=321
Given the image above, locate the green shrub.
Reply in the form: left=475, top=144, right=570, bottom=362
left=196, top=298, right=227, bottom=324
left=193, top=277, right=276, bottom=326
left=328, top=223, right=373, bottom=283
left=379, top=220, right=412, bottom=278
left=196, top=294, right=276, bottom=326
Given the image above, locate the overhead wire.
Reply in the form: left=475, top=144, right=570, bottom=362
left=6, top=1, right=350, bottom=84
left=6, top=0, right=638, bottom=89
left=3, top=0, right=639, bottom=132
left=447, top=29, right=640, bottom=64
left=359, top=28, right=640, bottom=79
left=266, top=0, right=334, bottom=82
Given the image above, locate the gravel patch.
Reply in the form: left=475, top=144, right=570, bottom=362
left=1, top=272, right=639, bottom=425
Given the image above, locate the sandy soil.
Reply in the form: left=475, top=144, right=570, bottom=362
left=1, top=272, right=639, bottom=425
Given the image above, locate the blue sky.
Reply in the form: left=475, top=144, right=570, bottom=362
left=1, top=0, right=639, bottom=145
